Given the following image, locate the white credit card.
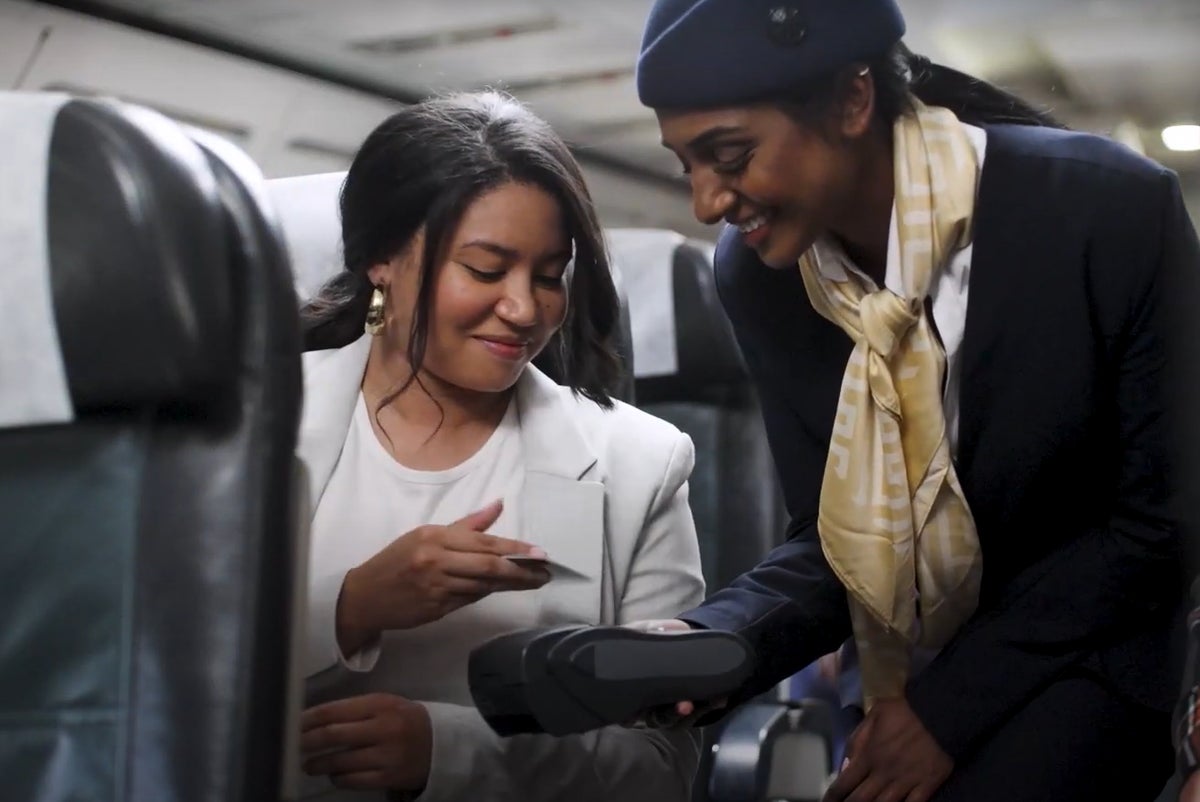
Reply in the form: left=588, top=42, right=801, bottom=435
left=504, top=554, right=589, bottom=581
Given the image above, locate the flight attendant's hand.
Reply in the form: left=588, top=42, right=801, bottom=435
left=1182, top=771, right=1200, bottom=802
left=817, top=650, right=842, bottom=685
left=823, top=697, right=952, bottom=802
left=336, top=499, right=550, bottom=654
left=622, top=619, right=729, bottom=727
left=301, top=693, right=431, bottom=793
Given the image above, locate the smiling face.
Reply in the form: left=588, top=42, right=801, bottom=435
left=368, top=180, right=572, bottom=395
left=656, top=71, right=879, bottom=269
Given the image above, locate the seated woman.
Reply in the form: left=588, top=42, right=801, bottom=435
left=293, top=91, right=705, bottom=802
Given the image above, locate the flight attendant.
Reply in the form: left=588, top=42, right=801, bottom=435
left=631, top=1, right=1200, bottom=799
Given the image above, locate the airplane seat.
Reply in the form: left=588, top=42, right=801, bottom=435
left=705, top=699, right=836, bottom=802
left=606, top=228, right=790, bottom=802
left=266, top=170, right=637, bottom=402
left=0, top=93, right=303, bottom=802
left=606, top=228, right=787, bottom=594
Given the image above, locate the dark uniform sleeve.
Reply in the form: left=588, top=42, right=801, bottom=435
left=678, top=226, right=852, bottom=707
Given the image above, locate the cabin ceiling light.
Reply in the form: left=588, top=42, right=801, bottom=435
left=1162, top=124, right=1200, bottom=152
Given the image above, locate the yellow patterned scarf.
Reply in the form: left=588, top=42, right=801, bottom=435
left=798, top=101, right=983, bottom=707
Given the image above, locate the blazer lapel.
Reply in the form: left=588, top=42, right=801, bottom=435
left=296, top=335, right=371, bottom=513
left=516, top=367, right=607, bottom=623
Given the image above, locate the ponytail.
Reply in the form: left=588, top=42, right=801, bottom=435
left=901, top=45, right=1066, bottom=129
left=778, top=41, right=1066, bottom=134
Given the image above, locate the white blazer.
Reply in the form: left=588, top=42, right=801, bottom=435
left=296, top=335, right=706, bottom=802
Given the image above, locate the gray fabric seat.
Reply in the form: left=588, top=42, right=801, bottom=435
left=609, top=228, right=787, bottom=594
left=608, top=228, right=790, bottom=802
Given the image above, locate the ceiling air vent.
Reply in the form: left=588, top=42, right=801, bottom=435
left=501, top=67, right=633, bottom=94
left=350, top=15, right=559, bottom=55
left=286, top=138, right=357, bottom=163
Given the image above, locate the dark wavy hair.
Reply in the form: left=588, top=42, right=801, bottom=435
left=301, top=90, right=621, bottom=408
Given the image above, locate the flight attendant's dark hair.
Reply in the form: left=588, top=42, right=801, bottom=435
left=782, top=42, right=1066, bottom=131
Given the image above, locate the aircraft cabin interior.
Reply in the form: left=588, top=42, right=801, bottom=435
left=1, top=1, right=1198, bottom=801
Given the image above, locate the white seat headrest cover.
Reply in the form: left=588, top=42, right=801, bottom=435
left=606, top=228, right=686, bottom=379
left=0, top=91, right=73, bottom=427
left=266, top=171, right=348, bottom=303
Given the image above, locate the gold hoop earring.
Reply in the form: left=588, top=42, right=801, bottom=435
left=365, top=286, right=386, bottom=336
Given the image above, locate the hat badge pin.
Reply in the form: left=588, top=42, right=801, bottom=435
left=767, top=5, right=807, bottom=46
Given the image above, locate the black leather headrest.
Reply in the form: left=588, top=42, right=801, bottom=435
left=531, top=262, right=637, bottom=404
left=609, top=230, right=746, bottom=404
left=46, top=98, right=235, bottom=412
left=665, top=240, right=746, bottom=385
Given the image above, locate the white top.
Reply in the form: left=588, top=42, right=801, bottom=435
left=809, top=123, right=988, bottom=708
left=302, top=395, right=534, bottom=799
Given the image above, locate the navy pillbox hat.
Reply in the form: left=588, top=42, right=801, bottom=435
left=636, top=0, right=906, bottom=109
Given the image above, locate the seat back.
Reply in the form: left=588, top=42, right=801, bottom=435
left=608, top=227, right=789, bottom=802
left=0, top=93, right=303, bottom=802
left=608, top=228, right=787, bottom=593
left=266, top=171, right=637, bottom=401
left=707, top=701, right=836, bottom=802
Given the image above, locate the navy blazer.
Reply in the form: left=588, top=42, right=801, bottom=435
left=680, top=123, right=1200, bottom=762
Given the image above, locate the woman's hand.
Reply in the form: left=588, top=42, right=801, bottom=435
left=301, top=693, right=431, bottom=793
left=336, top=500, right=550, bottom=653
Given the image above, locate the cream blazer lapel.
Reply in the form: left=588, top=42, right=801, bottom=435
left=515, top=367, right=608, bottom=624
left=296, top=335, right=370, bottom=515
